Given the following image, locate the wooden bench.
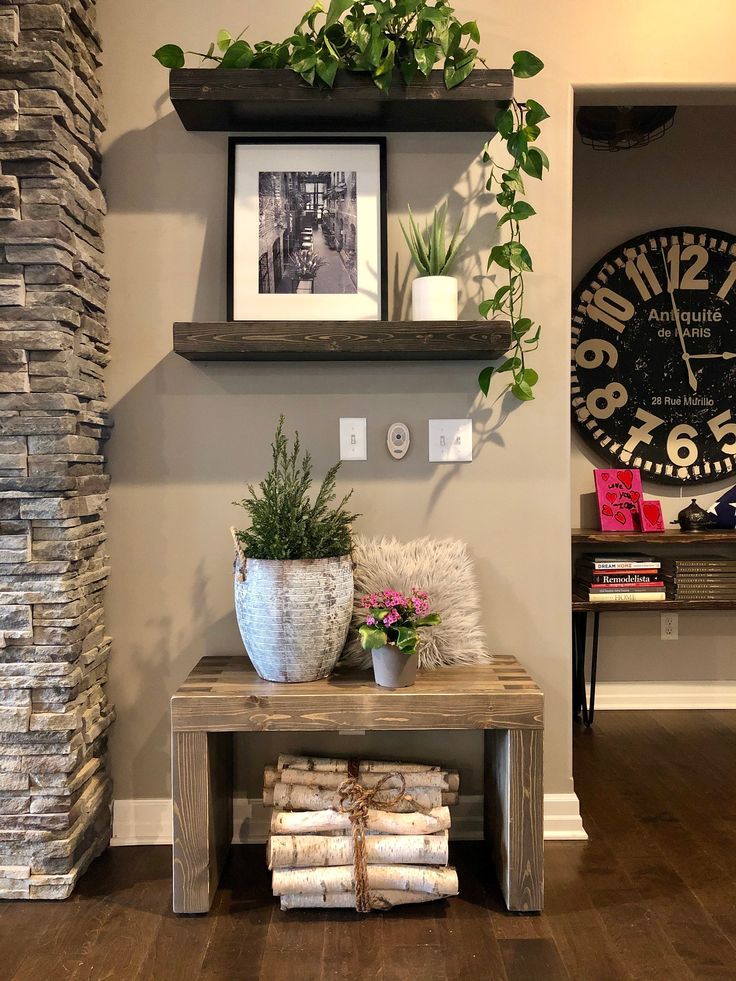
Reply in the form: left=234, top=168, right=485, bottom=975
left=171, top=655, right=544, bottom=915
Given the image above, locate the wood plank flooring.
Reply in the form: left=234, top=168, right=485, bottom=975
left=1, top=711, right=735, bottom=980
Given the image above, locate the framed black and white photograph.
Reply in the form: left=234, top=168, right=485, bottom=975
left=227, top=138, right=387, bottom=321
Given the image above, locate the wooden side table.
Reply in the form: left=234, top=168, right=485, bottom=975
left=171, top=655, right=544, bottom=915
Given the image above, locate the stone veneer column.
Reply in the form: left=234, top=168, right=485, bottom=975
left=0, top=0, right=114, bottom=899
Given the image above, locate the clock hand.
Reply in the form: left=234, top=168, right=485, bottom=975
left=661, top=247, right=698, bottom=392
left=687, top=351, right=736, bottom=360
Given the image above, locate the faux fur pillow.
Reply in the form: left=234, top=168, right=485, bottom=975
left=341, top=535, right=490, bottom=669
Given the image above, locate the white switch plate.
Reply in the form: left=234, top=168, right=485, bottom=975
left=428, top=419, right=473, bottom=463
left=339, top=418, right=367, bottom=461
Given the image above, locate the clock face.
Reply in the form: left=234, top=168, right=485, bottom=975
left=571, top=226, right=736, bottom=485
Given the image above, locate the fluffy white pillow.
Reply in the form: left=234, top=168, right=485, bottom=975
left=341, top=535, right=490, bottom=669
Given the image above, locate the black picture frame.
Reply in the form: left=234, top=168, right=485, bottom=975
left=226, top=136, right=388, bottom=322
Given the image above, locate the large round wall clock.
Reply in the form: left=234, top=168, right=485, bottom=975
left=571, top=226, right=736, bottom=485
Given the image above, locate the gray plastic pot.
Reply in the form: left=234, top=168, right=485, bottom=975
left=371, top=645, right=418, bottom=689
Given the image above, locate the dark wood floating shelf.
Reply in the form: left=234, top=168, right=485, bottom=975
left=173, top=320, right=510, bottom=362
left=169, top=68, right=513, bottom=132
left=573, top=594, right=736, bottom=613
left=572, top=528, right=736, bottom=546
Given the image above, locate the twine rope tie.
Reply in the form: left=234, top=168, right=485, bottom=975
left=337, top=767, right=429, bottom=913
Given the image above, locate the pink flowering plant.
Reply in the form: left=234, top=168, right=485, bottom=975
left=358, top=588, right=441, bottom=656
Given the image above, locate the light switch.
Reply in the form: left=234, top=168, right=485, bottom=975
left=339, top=418, right=367, bottom=461
left=428, top=419, right=473, bottom=463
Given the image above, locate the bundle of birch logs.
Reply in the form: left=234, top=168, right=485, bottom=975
left=264, top=754, right=460, bottom=911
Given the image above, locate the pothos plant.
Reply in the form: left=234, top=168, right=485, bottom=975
left=478, top=50, right=548, bottom=403
left=154, top=0, right=482, bottom=91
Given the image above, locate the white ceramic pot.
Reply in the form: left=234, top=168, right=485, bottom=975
left=371, top=646, right=418, bottom=689
left=411, top=276, right=458, bottom=321
left=234, top=555, right=353, bottom=683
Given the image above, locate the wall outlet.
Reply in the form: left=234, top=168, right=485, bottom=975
left=339, top=418, right=367, bottom=461
left=428, top=419, right=473, bottom=463
left=661, top=613, right=678, bottom=641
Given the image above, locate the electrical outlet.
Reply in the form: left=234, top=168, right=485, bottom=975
left=339, top=418, right=367, bottom=461
left=428, top=419, right=473, bottom=463
left=661, top=613, right=678, bottom=641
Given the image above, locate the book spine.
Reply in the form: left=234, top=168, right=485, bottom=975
left=586, top=592, right=666, bottom=603
left=590, top=574, right=662, bottom=585
left=590, top=562, right=661, bottom=571
left=589, top=582, right=664, bottom=591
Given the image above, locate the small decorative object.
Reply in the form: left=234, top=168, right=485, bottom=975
left=638, top=499, right=665, bottom=532
left=594, top=468, right=643, bottom=531
left=400, top=202, right=467, bottom=321
left=358, top=588, right=440, bottom=688
left=672, top=498, right=716, bottom=532
left=342, top=536, right=489, bottom=669
left=264, top=754, right=460, bottom=911
left=232, top=417, right=358, bottom=683
left=571, top=225, right=736, bottom=485
left=228, top=137, right=387, bottom=320
left=708, top=483, right=736, bottom=529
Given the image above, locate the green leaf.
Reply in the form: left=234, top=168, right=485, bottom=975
left=479, top=299, right=494, bottom=318
left=496, top=189, right=515, bottom=208
left=521, top=148, right=544, bottom=179
left=414, top=43, right=437, bottom=76
left=498, top=356, right=521, bottom=373
left=419, top=7, right=446, bottom=25
left=487, top=243, right=510, bottom=270
left=522, top=123, right=541, bottom=142
left=495, top=107, right=514, bottom=138
left=478, top=365, right=495, bottom=396
left=507, top=130, right=528, bottom=159
left=512, top=317, right=533, bottom=339
left=358, top=624, right=389, bottom=650
left=525, top=99, right=549, bottom=125
left=523, top=367, right=539, bottom=387
left=444, top=51, right=476, bottom=89
left=153, top=44, right=185, bottom=69
left=316, top=56, right=339, bottom=86
left=511, top=380, right=535, bottom=401
left=533, top=146, right=550, bottom=170
left=461, top=20, right=480, bottom=43
left=496, top=213, right=512, bottom=228
left=326, top=0, right=354, bottom=27
left=502, top=169, right=525, bottom=193
left=415, top=613, right=441, bottom=626
left=512, top=50, right=544, bottom=79
left=508, top=242, right=533, bottom=272
left=216, top=29, right=232, bottom=52
left=219, top=39, right=253, bottom=69
left=400, top=56, right=418, bottom=85
left=511, top=201, right=536, bottom=220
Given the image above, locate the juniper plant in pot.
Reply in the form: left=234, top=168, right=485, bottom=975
left=358, top=588, right=441, bottom=688
left=400, top=202, right=467, bottom=321
left=232, top=417, right=358, bottom=683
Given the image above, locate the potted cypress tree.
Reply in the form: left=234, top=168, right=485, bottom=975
left=232, top=418, right=357, bottom=683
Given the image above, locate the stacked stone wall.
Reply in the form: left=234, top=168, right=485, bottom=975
left=0, top=0, right=114, bottom=899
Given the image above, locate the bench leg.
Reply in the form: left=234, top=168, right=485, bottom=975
left=484, top=728, right=544, bottom=912
left=172, top=730, right=233, bottom=914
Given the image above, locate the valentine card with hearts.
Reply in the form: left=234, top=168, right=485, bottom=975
left=594, top=468, right=644, bottom=531
left=638, top=499, right=665, bottom=533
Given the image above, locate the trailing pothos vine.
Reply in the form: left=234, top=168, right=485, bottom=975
left=478, top=50, right=547, bottom=403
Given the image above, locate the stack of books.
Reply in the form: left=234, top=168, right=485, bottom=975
left=662, top=555, right=736, bottom=601
left=575, top=553, right=665, bottom=603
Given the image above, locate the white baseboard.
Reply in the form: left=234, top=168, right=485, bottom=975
left=589, top=681, right=736, bottom=710
left=111, top=793, right=587, bottom=846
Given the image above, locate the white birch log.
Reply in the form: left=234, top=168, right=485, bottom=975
left=270, top=782, right=445, bottom=812
left=270, top=806, right=452, bottom=836
left=278, top=754, right=441, bottom=774
left=272, top=766, right=455, bottom=791
left=267, top=832, right=449, bottom=869
left=280, top=889, right=452, bottom=910
left=271, top=864, right=459, bottom=897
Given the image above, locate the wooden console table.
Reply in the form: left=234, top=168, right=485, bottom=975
left=572, top=528, right=736, bottom=725
left=171, top=654, right=544, bottom=915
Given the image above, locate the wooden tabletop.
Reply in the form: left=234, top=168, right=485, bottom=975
left=572, top=528, right=736, bottom=546
left=171, top=655, right=543, bottom=733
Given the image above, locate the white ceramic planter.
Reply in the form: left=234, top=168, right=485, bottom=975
left=234, top=555, right=353, bottom=683
left=411, top=276, right=458, bottom=321
left=371, top=646, right=418, bottom=689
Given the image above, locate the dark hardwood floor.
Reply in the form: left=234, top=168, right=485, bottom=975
left=2, top=711, right=736, bottom=980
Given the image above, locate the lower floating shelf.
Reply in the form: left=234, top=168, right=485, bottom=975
left=173, top=320, right=510, bottom=362
left=573, top=595, right=736, bottom=612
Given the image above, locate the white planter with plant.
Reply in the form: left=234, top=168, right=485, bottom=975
left=358, top=588, right=441, bottom=689
left=232, top=418, right=357, bottom=684
left=400, top=203, right=466, bottom=322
